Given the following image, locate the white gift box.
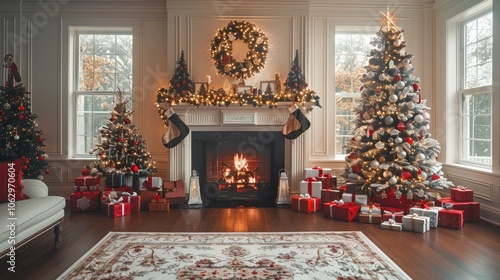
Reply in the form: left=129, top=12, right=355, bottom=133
left=402, top=214, right=430, bottom=233
left=304, top=166, right=332, bottom=178
left=409, top=207, right=443, bottom=228
left=299, top=179, right=322, bottom=198
left=381, top=220, right=403, bottom=231
left=342, top=193, right=368, bottom=205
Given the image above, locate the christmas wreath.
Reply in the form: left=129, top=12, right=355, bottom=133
left=210, top=21, right=268, bottom=81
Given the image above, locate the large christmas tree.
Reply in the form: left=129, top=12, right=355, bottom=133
left=342, top=9, right=453, bottom=200
left=0, top=56, right=49, bottom=179
left=90, top=90, right=157, bottom=177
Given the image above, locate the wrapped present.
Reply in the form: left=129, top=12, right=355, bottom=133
left=360, top=204, right=381, bottom=215
left=450, top=186, right=474, bottom=202
left=342, top=193, right=368, bottom=205
left=323, top=200, right=360, bottom=222
left=321, top=188, right=342, bottom=203
left=359, top=213, right=382, bottom=224
left=304, top=166, right=332, bottom=178
left=102, top=198, right=130, bottom=217
left=300, top=178, right=322, bottom=198
left=75, top=175, right=100, bottom=187
left=316, top=175, right=337, bottom=189
left=70, top=190, right=101, bottom=212
left=140, top=189, right=163, bottom=211
left=164, top=180, right=187, bottom=204
left=344, top=183, right=364, bottom=194
left=402, top=213, right=430, bottom=233
left=380, top=219, right=403, bottom=231
left=148, top=198, right=170, bottom=212
left=415, top=200, right=435, bottom=208
left=438, top=209, right=464, bottom=229
left=105, top=173, right=127, bottom=187
left=437, top=198, right=480, bottom=222
left=73, top=185, right=99, bottom=192
left=121, top=192, right=141, bottom=213
left=291, top=194, right=321, bottom=213
left=104, top=186, right=131, bottom=197
left=382, top=209, right=405, bottom=223
left=409, top=206, right=443, bottom=228
left=374, top=190, right=407, bottom=209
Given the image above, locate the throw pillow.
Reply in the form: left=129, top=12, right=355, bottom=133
left=0, top=159, right=26, bottom=203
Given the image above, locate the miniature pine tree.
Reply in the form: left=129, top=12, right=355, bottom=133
left=91, top=90, right=158, bottom=176
left=342, top=9, right=453, bottom=200
left=169, top=51, right=195, bottom=98
left=284, top=49, right=308, bottom=93
left=0, top=78, right=49, bottom=179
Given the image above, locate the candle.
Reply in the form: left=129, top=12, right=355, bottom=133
left=207, top=75, right=211, bottom=84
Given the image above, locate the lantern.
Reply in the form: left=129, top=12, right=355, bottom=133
left=188, top=169, right=203, bottom=206
left=276, top=169, right=290, bottom=206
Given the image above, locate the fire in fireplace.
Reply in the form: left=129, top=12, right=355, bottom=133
left=191, top=131, right=285, bottom=207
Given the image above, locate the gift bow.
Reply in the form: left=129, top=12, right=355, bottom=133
left=332, top=199, right=344, bottom=205
left=383, top=210, right=404, bottom=215
left=388, top=219, right=396, bottom=225
left=457, top=185, right=468, bottom=189
left=109, top=197, right=124, bottom=204
left=411, top=213, right=419, bottom=219
left=418, top=200, right=431, bottom=210
left=299, top=193, right=311, bottom=198
left=121, top=191, right=138, bottom=197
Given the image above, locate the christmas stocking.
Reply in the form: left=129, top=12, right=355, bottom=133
left=282, top=104, right=310, bottom=140
left=162, top=107, right=190, bottom=148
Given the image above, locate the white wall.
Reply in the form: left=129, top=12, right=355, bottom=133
left=1, top=0, right=499, bottom=224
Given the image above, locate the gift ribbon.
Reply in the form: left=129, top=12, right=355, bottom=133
left=457, top=185, right=468, bottom=189
left=298, top=194, right=315, bottom=212
left=312, top=166, right=323, bottom=176
left=304, top=178, right=318, bottom=196
left=418, top=200, right=430, bottom=210
left=384, top=210, right=404, bottom=221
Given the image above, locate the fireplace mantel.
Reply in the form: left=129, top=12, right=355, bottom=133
left=168, top=103, right=306, bottom=200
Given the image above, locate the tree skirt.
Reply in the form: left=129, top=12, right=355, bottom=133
left=57, top=231, right=410, bottom=279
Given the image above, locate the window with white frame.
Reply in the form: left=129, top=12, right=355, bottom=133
left=459, top=11, right=492, bottom=167
left=334, top=31, right=372, bottom=155
left=72, top=30, right=133, bottom=157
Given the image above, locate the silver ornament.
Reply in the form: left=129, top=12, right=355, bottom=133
left=3, top=103, right=11, bottom=110
left=370, top=160, right=380, bottom=169
left=396, top=81, right=405, bottom=89
left=375, top=141, right=385, bottom=149
left=389, top=176, right=397, bottom=184
left=397, top=151, right=407, bottom=159
left=379, top=74, right=386, bottom=81
left=416, top=153, right=425, bottom=161
left=383, top=170, right=392, bottom=178
left=395, top=137, right=403, bottom=144
left=389, top=94, right=398, bottom=103
left=393, top=39, right=401, bottom=47
left=384, top=116, right=394, bottom=125
left=414, top=114, right=424, bottom=123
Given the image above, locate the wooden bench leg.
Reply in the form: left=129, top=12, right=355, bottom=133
left=54, top=223, right=62, bottom=246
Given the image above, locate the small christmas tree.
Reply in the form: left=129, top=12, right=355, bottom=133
left=284, top=50, right=308, bottom=93
left=169, top=51, right=195, bottom=97
left=0, top=56, right=49, bottom=179
left=91, top=90, right=158, bottom=177
left=342, top=8, right=453, bottom=200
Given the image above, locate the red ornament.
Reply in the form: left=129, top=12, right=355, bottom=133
left=294, top=82, right=298, bottom=87
left=375, top=88, right=381, bottom=93
left=117, top=137, right=123, bottom=142
left=19, top=114, right=24, bottom=119
left=405, top=136, right=413, bottom=145
left=393, top=75, right=402, bottom=82
left=19, top=105, right=25, bottom=111
left=133, top=140, right=139, bottom=146
left=351, top=164, right=361, bottom=173
left=360, top=86, right=363, bottom=91
left=431, top=174, right=441, bottom=180
left=38, top=155, right=45, bottom=161
left=368, top=124, right=374, bottom=136
left=130, top=164, right=139, bottom=173
left=82, top=169, right=89, bottom=176
left=413, top=83, right=419, bottom=92
left=179, top=67, right=183, bottom=71
left=417, top=169, right=422, bottom=175
left=38, top=137, right=43, bottom=142
left=110, top=117, right=116, bottom=122
left=182, top=80, right=187, bottom=85
left=401, top=171, right=412, bottom=180
left=348, top=152, right=358, bottom=160
left=124, top=118, right=131, bottom=124
left=45, top=169, right=50, bottom=174
left=176, top=83, right=181, bottom=88
left=397, top=121, right=405, bottom=131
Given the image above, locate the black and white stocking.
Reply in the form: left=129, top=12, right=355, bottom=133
left=282, top=104, right=310, bottom=140
left=162, top=107, right=190, bottom=148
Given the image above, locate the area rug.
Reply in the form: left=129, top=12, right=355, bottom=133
left=57, top=231, right=410, bottom=279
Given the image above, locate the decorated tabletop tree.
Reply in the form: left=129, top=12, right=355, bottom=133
left=342, top=8, right=453, bottom=200
left=157, top=51, right=194, bottom=105
left=0, top=55, right=49, bottom=179
left=91, top=90, right=157, bottom=177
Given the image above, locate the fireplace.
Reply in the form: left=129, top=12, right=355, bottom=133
left=168, top=105, right=305, bottom=207
left=192, top=131, right=285, bottom=207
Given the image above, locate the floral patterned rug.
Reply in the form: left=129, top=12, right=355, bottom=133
left=57, top=231, right=410, bottom=279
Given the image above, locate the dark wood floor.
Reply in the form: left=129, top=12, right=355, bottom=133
left=1, top=205, right=499, bottom=280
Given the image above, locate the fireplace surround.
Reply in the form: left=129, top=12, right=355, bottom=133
left=168, top=104, right=306, bottom=206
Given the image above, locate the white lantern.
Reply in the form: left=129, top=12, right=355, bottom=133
left=188, top=169, right=203, bottom=206
left=276, top=169, right=290, bottom=206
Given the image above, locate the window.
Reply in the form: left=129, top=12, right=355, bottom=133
left=72, top=30, right=133, bottom=157
left=334, top=32, right=372, bottom=155
left=459, top=12, right=493, bottom=167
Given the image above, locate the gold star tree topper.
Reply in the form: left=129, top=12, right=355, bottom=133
left=379, top=7, right=401, bottom=32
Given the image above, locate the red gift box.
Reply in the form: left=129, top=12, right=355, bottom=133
left=75, top=175, right=100, bottom=187
left=73, top=185, right=99, bottom=192
left=437, top=198, right=480, bottom=222
left=373, top=189, right=408, bottom=209
left=70, top=190, right=101, bottom=212
left=438, top=209, right=464, bottom=229
left=140, top=189, right=163, bottom=210
left=321, top=188, right=342, bottom=203
left=316, top=175, right=337, bottom=189
left=450, top=186, right=474, bottom=202
left=382, top=209, right=405, bottom=223
left=291, top=195, right=321, bottom=213
left=102, top=200, right=130, bottom=217
left=121, top=194, right=141, bottom=212
left=323, top=201, right=360, bottom=222
left=164, top=180, right=187, bottom=204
